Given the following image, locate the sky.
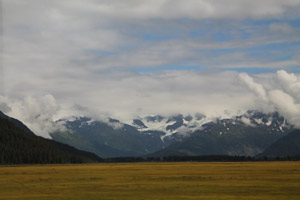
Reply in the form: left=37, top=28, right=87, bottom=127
left=0, top=0, right=300, bottom=137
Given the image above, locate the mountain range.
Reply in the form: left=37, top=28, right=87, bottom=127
left=150, top=111, right=291, bottom=157
left=51, top=110, right=298, bottom=158
left=2, top=108, right=300, bottom=162
left=51, top=117, right=166, bottom=158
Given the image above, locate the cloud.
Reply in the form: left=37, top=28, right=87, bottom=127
left=268, top=90, right=300, bottom=123
left=276, top=70, right=300, bottom=101
left=53, top=0, right=300, bottom=20
left=270, top=23, right=296, bottom=34
left=1, top=71, right=257, bottom=134
left=0, top=94, right=64, bottom=138
left=2, top=0, right=299, bottom=77
left=0, top=103, right=10, bottom=113
left=2, top=70, right=300, bottom=137
left=239, top=73, right=268, bottom=101
left=241, top=70, right=300, bottom=127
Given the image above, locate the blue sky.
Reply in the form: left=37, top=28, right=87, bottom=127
left=134, top=18, right=300, bottom=74
left=3, top=0, right=300, bottom=75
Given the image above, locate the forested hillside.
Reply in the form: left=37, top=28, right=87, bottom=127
left=0, top=112, right=102, bottom=164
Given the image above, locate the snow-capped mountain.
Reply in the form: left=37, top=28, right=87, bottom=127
left=51, top=117, right=167, bottom=158
left=150, top=111, right=292, bottom=157
left=133, top=113, right=207, bottom=133
left=132, top=113, right=212, bottom=143
left=51, top=111, right=293, bottom=158
left=133, top=111, right=290, bottom=143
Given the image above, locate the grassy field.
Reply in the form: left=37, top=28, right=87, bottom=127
left=0, top=162, right=300, bottom=200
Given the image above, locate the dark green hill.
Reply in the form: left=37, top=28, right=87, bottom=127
left=258, top=129, right=300, bottom=157
left=0, top=111, right=34, bottom=135
left=0, top=111, right=102, bottom=164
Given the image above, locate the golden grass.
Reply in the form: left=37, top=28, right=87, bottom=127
left=0, top=162, right=300, bottom=200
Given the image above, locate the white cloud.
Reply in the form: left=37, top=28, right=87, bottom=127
left=276, top=70, right=300, bottom=101
left=241, top=70, right=300, bottom=128
left=239, top=73, right=268, bottom=101
left=0, top=94, right=64, bottom=138
left=1, top=71, right=257, bottom=134
left=268, top=90, right=299, bottom=115
left=2, top=70, right=300, bottom=136
left=47, top=0, right=300, bottom=20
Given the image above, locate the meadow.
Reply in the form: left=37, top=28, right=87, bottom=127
left=0, top=162, right=300, bottom=200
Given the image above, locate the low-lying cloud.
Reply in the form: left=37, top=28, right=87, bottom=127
left=0, top=95, right=65, bottom=138
left=240, top=70, right=300, bottom=127
left=1, top=70, right=300, bottom=137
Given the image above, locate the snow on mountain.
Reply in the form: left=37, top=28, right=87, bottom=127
left=51, top=110, right=292, bottom=158
left=131, top=113, right=214, bottom=142
left=132, top=110, right=291, bottom=143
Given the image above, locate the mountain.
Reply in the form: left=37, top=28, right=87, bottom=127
left=51, top=110, right=292, bottom=158
left=51, top=114, right=210, bottom=158
left=132, top=113, right=209, bottom=144
left=149, top=111, right=292, bottom=157
left=51, top=117, right=167, bottom=158
left=0, top=111, right=102, bottom=164
left=258, top=129, right=300, bottom=157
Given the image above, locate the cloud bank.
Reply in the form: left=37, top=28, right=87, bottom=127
left=2, top=0, right=300, bottom=76
left=1, top=70, right=300, bottom=138
left=1, top=1, right=300, bottom=137
left=0, top=95, right=64, bottom=138
left=240, top=70, right=300, bottom=127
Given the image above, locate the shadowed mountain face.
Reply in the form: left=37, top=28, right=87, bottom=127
left=258, top=129, right=300, bottom=158
left=51, top=114, right=209, bottom=158
left=0, top=111, right=102, bottom=164
left=51, top=117, right=166, bottom=158
left=51, top=111, right=293, bottom=158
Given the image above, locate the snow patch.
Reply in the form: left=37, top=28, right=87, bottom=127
left=254, top=118, right=263, bottom=125
left=240, top=117, right=256, bottom=127
left=265, top=118, right=273, bottom=126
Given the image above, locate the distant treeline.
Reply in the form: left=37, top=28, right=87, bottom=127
left=103, top=155, right=300, bottom=163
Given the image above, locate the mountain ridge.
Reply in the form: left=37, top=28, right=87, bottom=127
left=149, top=111, right=291, bottom=157
left=51, top=110, right=293, bottom=158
